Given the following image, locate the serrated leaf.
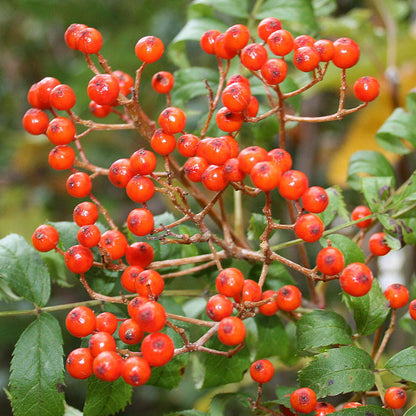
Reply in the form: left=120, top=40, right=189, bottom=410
left=83, top=376, right=132, bottom=416
left=385, top=346, right=416, bottom=383
left=296, top=310, right=352, bottom=353
left=209, top=392, right=251, bottom=416
left=343, top=279, right=390, bottom=336
left=255, top=315, right=290, bottom=360
left=317, top=186, right=350, bottom=226
left=192, top=0, right=248, bottom=18
left=334, top=405, right=392, bottom=416
left=9, top=313, right=64, bottom=416
left=0, top=234, right=50, bottom=306
left=321, top=234, right=365, bottom=265
left=298, top=346, right=375, bottom=397
left=361, top=176, right=394, bottom=213
left=347, top=151, right=396, bottom=191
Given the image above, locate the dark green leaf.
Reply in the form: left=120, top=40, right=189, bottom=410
left=298, top=346, right=375, bottom=397
left=333, top=405, right=392, bottom=416
left=192, top=0, right=248, bottom=18
left=0, top=278, right=21, bottom=302
left=83, top=376, right=132, bottom=416
left=40, top=250, right=75, bottom=288
left=255, top=315, right=290, bottom=360
left=247, top=213, right=267, bottom=241
left=361, top=176, right=394, bottom=213
left=317, top=186, right=350, bottom=226
left=347, top=151, right=395, bottom=191
left=0, top=234, right=50, bottom=306
left=50, top=221, right=79, bottom=251
left=385, top=346, right=416, bottom=383
left=343, top=279, right=390, bottom=336
left=296, top=310, right=352, bottom=353
left=321, top=234, right=365, bottom=265
left=9, top=313, right=64, bottom=416
left=209, top=392, right=251, bottom=416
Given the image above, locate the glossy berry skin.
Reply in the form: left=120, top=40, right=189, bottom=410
left=267, top=29, right=294, bottom=56
left=384, top=387, right=407, bottom=409
left=152, top=71, right=175, bottom=94
left=99, top=230, right=128, bottom=261
left=66, top=172, right=92, bottom=198
left=332, top=37, right=360, bottom=69
left=294, top=35, right=316, bottom=49
left=158, top=106, right=186, bottom=134
left=177, top=134, right=199, bottom=157
left=340, top=262, right=373, bottom=297
left=127, top=208, right=154, bottom=236
left=48, top=145, right=75, bottom=170
left=384, top=283, right=409, bottom=309
left=127, top=296, right=149, bottom=322
left=293, top=46, right=320, bottom=72
left=135, top=301, right=166, bottom=333
left=202, top=164, right=228, bottom=192
left=89, top=100, right=112, bottom=118
left=121, top=356, right=151, bottom=386
left=125, top=241, right=154, bottom=268
left=77, top=224, right=101, bottom=248
left=214, top=33, right=238, bottom=60
left=267, top=148, right=292, bottom=173
left=65, top=306, right=96, bottom=338
left=216, top=267, right=245, bottom=298
left=369, top=232, right=391, bottom=256
left=135, top=269, right=165, bottom=298
left=217, top=316, right=246, bottom=346
left=314, top=39, right=335, bottom=62
left=353, top=76, right=380, bottom=102
left=250, top=160, right=281, bottom=191
left=73, top=201, right=99, bottom=226
left=22, top=108, right=49, bottom=135
left=315, top=402, right=336, bottom=416
left=130, top=148, right=157, bottom=175
left=247, top=95, right=259, bottom=117
left=351, top=205, right=372, bottom=228
left=276, top=285, right=302, bottom=311
left=89, top=331, right=116, bottom=357
left=87, top=74, right=120, bottom=106
left=28, top=76, right=61, bottom=109
left=151, top=128, right=177, bottom=156
left=206, top=294, right=234, bottom=322
left=121, top=266, right=143, bottom=293
left=278, top=170, right=309, bottom=200
left=141, top=332, right=175, bottom=367
left=342, top=402, right=363, bottom=409
left=95, top=312, right=118, bottom=334
left=257, top=17, right=282, bottom=41
left=224, top=24, right=250, bottom=51
left=112, top=70, right=134, bottom=96
left=215, top=107, right=243, bottom=132
left=409, top=299, right=416, bottom=320
left=64, top=244, right=94, bottom=274
left=258, top=290, right=279, bottom=316
left=108, top=158, right=134, bottom=188
left=64, top=23, right=88, bottom=50
left=261, top=58, right=288, bottom=85
left=290, top=388, right=317, bottom=414
left=135, top=36, right=164, bottom=63
left=200, top=30, right=221, bottom=55
left=239, top=279, right=262, bottom=304
left=184, top=157, right=208, bottom=182
left=118, top=318, right=144, bottom=345
left=197, top=137, right=231, bottom=166
left=66, top=347, right=94, bottom=379
left=93, top=350, right=123, bottom=382
left=46, top=117, right=76, bottom=145
left=240, top=43, right=268, bottom=71
left=126, top=175, right=155, bottom=203
left=76, top=27, right=103, bottom=54
left=221, top=82, right=251, bottom=112
left=32, top=224, right=59, bottom=252
left=316, top=246, right=345, bottom=276
left=294, top=214, right=324, bottom=243
left=49, top=84, right=76, bottom=110
left=302, top=186, right=329, bottom=213
left=224, top=158, right=246, bottom=182
left=250, top=359, right=275, bottom=384
left=238, top=146, right=268, bottom=174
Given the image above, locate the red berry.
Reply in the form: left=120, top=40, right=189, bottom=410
left=240, top=43, right=268, bottom=71
left=316, top=246, right=345, bottom=276
left=65, top=306, right=96, bottom=338
left=258, top=290, right=279, bottom=316
left=121, top=266, right=144, bottom=293
left=267, top=148, right=292, bottom=173
left=332, top=37, right=360, bottom=69
left=177, top=134, right=199, bottom=157
left=135, top=269, right=165, bottom=298
left=31, top=77, right=61, bottom=109
left=315, top=402, right=336, bottom=416
left=76, top=27, right=103, bottom=54
left=126, top=175, right=155, bottom=203
left=46, top=117, right=76, bottom=145
left=64, top=244, right=94, bottom=274
left=250, top=160, right=281, bottom=191
left=127, top=208, right=154, bottom=236
left=294, top=214, right=324, bottom=243
left=66, top=171, right=92, bottom=198
left=112, top=70, right=134, bottom=96
left=340, top=262, right=373, bottom=297
left=221, top=82, right=251, bottom=113
left=135, top=36, right=164, bottom=63
left=200, top=30, right=221, bottom=55
left=342, top=402, right=363, bottom=409
left=99, top=229, right=128, bottom=261
left=238, top=146, right=268, bottom=174
left=66, top=347, right=93, bottom=379
left=267, top=29, right=294, bottom=56
left=151, top=71, right=174, bottom=94
left=118, top=318, right=144, bottom=345
left=218, top=316, right=246, bottom=346
left=250, top=359, right=275, bottom=384
left=384, top=283, right=409, bottom=309
left=351, top=205, right=372, bottom=228
left=197, top=137, right=231, bottom=166
left=125, top=241, right=154, bottom=268
left=184, top=156, right=208, bottom=182
left=121, top=356, right=151, bottom=386
left=77, top=224, right=101, bottom=248
left=369, top=232, right=391, bottom=256
left=158, top=106, right=186, bottom=134
left=215, top=107, right=244, bottom=132
left=206, top=294, right=234, bottom=322
left=108, top=158, right=134, bottom=188
left=290, top=388, right=317, bottom=414
left=73, top=201, right=99, bottom=226
left=135, top=300, right=166, bottom=332
left=384, top=387, right=407, bottom=409
left=151, top=128, right=177, bottom=155
left=226, top=74, right=251, bottom=88
left=293, top=46, right=320, bottom=72
left=257, top=17, right=282, bottom=42
left=87, top=74, right=120, bottom=106
left=261, top=58, right=288, bottom=85
left=64, top=23, right=88, bottom=50
left=89, top=100, right=112, bottom=118
left=302, top=186, right=329, bottom=213
left=95, top=312, right=118, bottom=334
left=32, top=224, right=59, bottom=252
left=247, top=95, right=260, bottom=117
left=239, top=279, right=262, bottom=304
left=314, top=39, right=335, bottom=62
left=277, top=285, right=302, bottom=311
left=22, top=108, right=49, bottom=135
left=141, top=332, right=175, bottom=367
left=93, top=350, right=122, bottom=381
left=223, top=158, right=246, bottom=182
left=224, top=24, right=250, bottom=51
left=216, top=267, right=245, bottom=298
left=48, top=145, right=75, bottom=170
left=202, top=164, right=228, bottom=191
left=49, top=84, right=76, bottom=110
left=294, top=35, right=316, bottom=49
left=130, top=148, right=157, bottom=175
left=409, top=299, right=416, bottom=320
left=353, top=76, right=380, bottom=102
left=214, top=33, right=238, bottom=60
left=89, top=331, right=116, bottom=357
left=278, top=170, right=309, bottom=201
left=127, top=296, right=149, bottom=322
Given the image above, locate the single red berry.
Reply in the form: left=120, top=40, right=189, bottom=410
left=77, top=224, right=101, bottom=248
left=369, top=232, right=391, bottom=256
left=294, top=35, right=316, bottom=49
left=46, top=117, right=76, bottom=145
left=257, top=17, right=282, bottom=41
left=22, top=108, right=49, bottom=135
left=218, top=316, right=246, bottom=346
left=238, top=279, right=262, bottom=304
left=135, top=300, right=166, bottom=332
left=267, top=29, right=294, bottom=56
left=96, top=312, right=118, bottom=334
left=342, top=402, right=363, bottom=409
left=258, top=290, right=279, bottom=316
left=126, top=175, right=155, bottom=203
left=224, top=158, right=246, bottom=182
left=384, top=283, right=409, bottom=309
left=32, top=224, right=59, bottom=252
left=267, top=148, right=292, bottom=173
left=73, top=201, right=99, bottom=226
left=221, top=82, right=251, bottom=113
left=112, top=70, right=134, bottom=96
left=89, top=100, right=112, bottom=118
left=66, top=347, right=94, bottom=379
left=315, top=402, right=336, bottom=416
left=202, top=164, right=229, bottom=192
left=89, top=331, right=117, bottom=357
left=151, top=71, right=175, bottom=94
left=76, top=27, right=103, bottom=54
left=216, top=267, right=245, bottom=298
left=314, top=39, right=335, bottom=62
left=125, top=242, right=154, bottom=268
left=108, top=158, right=134, bottom=188
left=130, top=148, right=157, bottom=175
left=221, top=134, right=239, bottom=157
left=151, top=128, right=177, bottom=156
left=261, top=58, right=288, bottom=85
left=118, top=318, right=144, bottom=345
left=226, top=74, right=251, bottom=88
left=277, top=285, right=302, bottom=311
left=127, top=296, right=149, bottom=322
left=215, top=107, right=244, bottom=132
left=184, top=156, right=209, bottom=183
left=93, top=350, right=123, bottom=382
left=238, top=146, right=268, bottom=174
left=332, top=37, right=360, bottom=69
left=278, top=169, right=309, bottom=200
left=121, top=266, right=144, bottom=293
left=294, top=214, right=324, bottom=243
left=48, top=145, right=75, bottom=170
left=135, top=36, right=164, bottom=63
left=99, top=229, right=128, bottom=261
left=224, top=24, right=250, bottom=51
left=49, top=84, right=76, bottom=110
left=66, top=171, right=92, bottom=198
left=200, top=30, right=221, bottom=55
left=135, top=269, right=165, bottom=298
left=177, top=134, right=199, bottom=157
left=290, top=388, right=317, bottom=414
left=121, top=356, right=151, bottom=386
left=250, top=359, right=275, bottom=384
left=141, top=332, right=175, bottom=367
left=384, top=387, right=407, bottom=409
left=240, top=43, right=268, bottom=71
left=250, top=160, right=281, bottom=191
left=351, top=205, right=373, bottom=228
left=87, top=74, right=120, bottom=106
left=126, top=208, right=154, bottom=236
left=64, top=23, right=87, bottom=50
left=197, top=137, right=231, bottom=166
left=353, top=76, right=380, bottom=102
left=64, top=244, right=94, bottom=274
left=316, top=246, right=345, bottom=276
left=340, top=262, right=373, bottom=297
left=65, top=306, right=96, bottom=337
left=302, top=186, right=329, bottom=213
left=409, top=299, right=416, bottom=320
left=206, top=294, right=234, bottom=322
left=293, top=46, right=320, bottom=72
left=158, top=106, right=186, bottom=134
left=246, top=95, right=260, bottom=117
left=214, top=33, right=238, bottom=60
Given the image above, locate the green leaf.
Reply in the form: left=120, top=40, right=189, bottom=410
left=83, top=376, right=132, bottom=416
left=192, top=0, right=249, bottom=18
left=404, top=403, right=416, bottom=416
left=321, top=234, right=365, bottom=265
left=313, top=0, right=337, bottom=16
left=247, top=212, right=267, bottom=241
left=385, top=346, right=416, bottom=383
left=334, top=405, right=392, bottom=416
left=406, top=89, right=416, bottom=113
left=347, top=151, right=396, bottom=191
left=317, top=186, right=350, bottom=226
left=296, top=310, right=352, bottom=353
left=64, top=403, right=83, bottom=416
left=298, top=346, right=375, bottom=397
left=255, top=315, right=290, bottom=360
left=209, top=392, right=251, bottom=416
left=0, top=234, right=50, bottom=306
left=376, top=108, right=416, bottom=155
left=41, top=250, right=75, bottom=288
left=343, top=279, right=390, bottom=336
left=50, top=221, right=79, bottom=251
left=361, top=176, right=394, bottom=213
left=9, top=313, right=64, bottom=416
